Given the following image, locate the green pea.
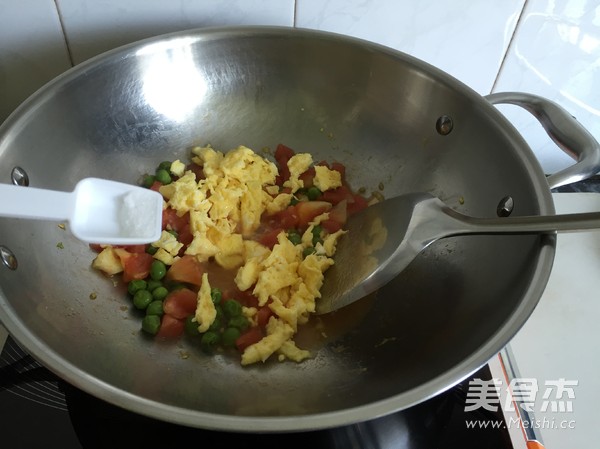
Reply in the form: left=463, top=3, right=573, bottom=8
left=146, top=279, right=163, bottom=292
left=289, top=197, right=299, bottom=206
left=200, top=331, right=221, bottom=353
left=307, top=186, right=322, bottom=201
left=184, top=315, right=199, bottom=336
left=142, top=174, right=156, bottom=188
left=222, top=327, right=241, bottom=347
left=208, top=317, right=222, bottom=332
left=141, top=315, right=161, bottom=335
left=146, top=245, right=158, bottom=255
left=150, top=260, right=167, bottom=280
left=287, top=230, right=302, bottom=245
left=157, top=161, right=172, bottom=171
left=152, top=286, right=169, bottom=301
left=228, top=315, right=249, bottom=332
left=127, top=279, right=147, bottom=296
left=210, top=287, right=222, bottom=305
left=222, top=299, right=243, bottom=318
left=215, top=305, right=224, bottom=322
left=303, top=246, right=317, bottom=258
left=146, top=300, right=164, bottom=316
left=133, top=289, right=153, bottom=310
left=155, top=168, right=172, bottom=185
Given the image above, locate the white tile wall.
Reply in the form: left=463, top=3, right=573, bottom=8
left=55, top=0, right=295, bottom=64
left=0, top=0, right=599, bottom=173
left=493, top=0, right=600, bottom=174
left=295, top=0, right=525, bottom=95
left=0, top=0, right=72, bottom=123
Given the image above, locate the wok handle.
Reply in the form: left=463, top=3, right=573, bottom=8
left=485, top=92, right=600, bottom=189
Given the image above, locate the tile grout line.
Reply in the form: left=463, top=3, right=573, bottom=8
left=491, top=0, right=529, bottom=94
left=53, top=0, right=75, bottom=67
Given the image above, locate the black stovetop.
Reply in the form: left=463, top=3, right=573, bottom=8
left=0, top=335, right=513, bottom=449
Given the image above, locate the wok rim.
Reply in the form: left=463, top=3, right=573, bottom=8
left=0, top=25, right=556, bottom=432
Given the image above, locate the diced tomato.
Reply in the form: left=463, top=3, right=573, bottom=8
left=186, top=163, right=205, bottom=181
left=331, top=162, right=346, bottom=180
left=321, top=219, right=343, bottom=233
left=316, top=160, right=330, bottom=168
left=114, top=249, right=154, bottom=282
left=163, top=288, right=198, bottom=319
left=156, top=314, right=185, bottom=339
left=347, top=194, right=369, bottom=215
left=235, top=289, right=260, bottom=308
left=269, top=206, right=299, bottom=230
left=321, top=185, right=354, bottom=205
left=235, top=326, right=264, bottom=352
left=275, top=144, right=295, bottom=185
left=166, top=255, right=204, bottom=286
left=328, top=199, right=347, bottom=225
left=162, top=208, right=190, bottom=233
left=256, top=227, right=284, bottom=250
left=298, top=166, right=315, bottom=188
left=296, top=201, right=332, bottom=228
left=89, top=243, right=104, bottom=253
left=256, top=306, right=273, bottom=327
left=178, top=223, right=194, bottom=247
left=150, top=181, right=163, bottom=192
left=119, top=244, right=147, bottom=254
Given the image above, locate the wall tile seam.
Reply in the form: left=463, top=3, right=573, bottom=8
left=52, top=0, right=75, bottom=67
left=491, top=0, right=530, bottom=95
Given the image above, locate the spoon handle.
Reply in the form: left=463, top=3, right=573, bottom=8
left=0, top=184, right=74, bottom=222
left=449, top=209, right=600, bottom=234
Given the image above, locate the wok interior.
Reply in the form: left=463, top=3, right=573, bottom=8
left=0, top=29, right=553, bottom=430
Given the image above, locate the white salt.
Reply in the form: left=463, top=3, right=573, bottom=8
left=119, top=190, right=158, bottom=238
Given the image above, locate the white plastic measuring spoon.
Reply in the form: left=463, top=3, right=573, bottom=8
left=0, top=178, right=163, bottom=245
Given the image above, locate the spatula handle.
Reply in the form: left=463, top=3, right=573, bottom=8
left=452, top=209, right=600, bottom=234
left=0, top=184, right=74, bottom=222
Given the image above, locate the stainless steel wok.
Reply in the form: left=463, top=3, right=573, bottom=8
left=0, top=27, right=598, bottom=432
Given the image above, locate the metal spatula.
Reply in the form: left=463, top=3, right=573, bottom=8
left=0, top=178, right=163, bottom=245
left=316, top=192, right=600, bottom=314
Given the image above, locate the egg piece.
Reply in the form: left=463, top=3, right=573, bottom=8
left=235, top=257, right=262, bottom=292
left=268, top=297, right=299, bottom=330
left=221, top=146, right=278, bottom=186
left=170, top=159, right=186, bottom=177
left=298, top=254, right=334, bottom=298
left=192, top=145, right=224, bottom=178
left=185, top=231, right=220, bottom=262
left=241, top=317, right=294, bottom=365
left=313, top=165, right=342, bottom=191
left=277, top=341, right=311, bottom=363
left=283, top=153, right=312, bottom=192
left=195, top=273, right=216, bottom=333
left=266, top=192, right=293, bottom=215
left=151, top=231, right=184, bottom=265
left=159, top=171, right=205, bottom=215
left=320, top=229, right=347, bottom=257
left=92, top=247, right=123, bottom=275
left=253, top=233, right=302, bottom=306
left=240, top=180, right=266, bottom=236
